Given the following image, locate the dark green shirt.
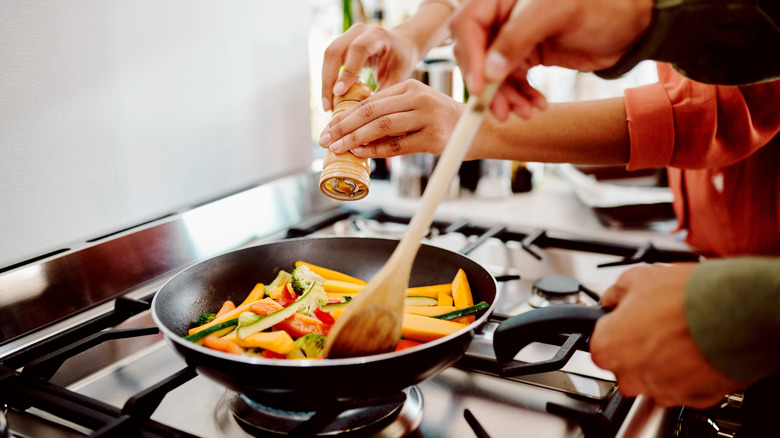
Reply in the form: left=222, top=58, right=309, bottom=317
left=686, top=257, right=780, bottom=383
left=597, top=0, right=780, bottom=85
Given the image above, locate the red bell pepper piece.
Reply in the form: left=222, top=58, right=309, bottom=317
left=262, top=349, right=287, bottom=359
left=313, top=308, right=335, bottom=325
left=279, top=283, right=298, bottom=307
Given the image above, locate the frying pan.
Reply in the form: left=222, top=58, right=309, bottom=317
left=151, top=236, right=498, bottom=407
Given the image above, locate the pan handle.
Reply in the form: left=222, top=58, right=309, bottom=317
left=493, top=306, right=607, bottom=375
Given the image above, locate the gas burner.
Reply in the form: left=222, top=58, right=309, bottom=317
left=529, top=275, right=601, bottom=308
left=227, top=387, right=423, bottom=437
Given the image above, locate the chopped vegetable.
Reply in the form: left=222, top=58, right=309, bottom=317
left=291, top=265, right=325, bottom=294
left=188, top=298, right=272, bottom=336
left=231, top=330, right=296, bottom=355
left=405, top=306, right=457, bottom=317
left=323, top=279, right=364, bottom=295
left=404, top=296, right=438, bottom=307
left=264, top=270, right=292, bottom=295
left=401, top=313, right=467, bottom=343
left=290, top=265, right=329, bottom=315
left=313, top=307, right=335, bottom=325
left=433, top=301, right=489, bottom=321
left=239, top=283, right=266, bottom=307
left=451, top=269, right=475, bottom=324
left=320, top=296, right=352, bottom=312
left=287, top=333, right=326, bottom=359
left=437, top=289, right=454, bottom=307
left=185, top=318, right=239, bottom=343
left=279, top=283, right=298, bottom=307
left=196, top=312, right=216, bottom=326
left=202, top=335, right=243, bottom=355
left=215, top=300, right=236, bottom=318
left=236, top=284, right=317, bottom=339
left=406, top=284, right=451, bottom=298
left=294, top=261, right=366, bottom=285
left=395, top=339, right=423, bottom=351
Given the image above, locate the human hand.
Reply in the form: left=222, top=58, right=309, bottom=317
left=450, top=0, right=653, bottom=121
left=321, top=23, right=423, bottom=112
left=319, top=79, right=466, bottom=159
left=590, top=263, right=745, bottom=409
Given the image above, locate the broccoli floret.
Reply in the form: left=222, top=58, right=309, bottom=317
left=286, top=333, right=326, bottom=359
left=290, top=265, right=324, bottom=294
left=290, top=265, right=329, bottom=316
left=196, top=312, right=216, bottom=326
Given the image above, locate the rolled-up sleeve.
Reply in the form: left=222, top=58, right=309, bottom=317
left=686, top=257, right=780, bottom=383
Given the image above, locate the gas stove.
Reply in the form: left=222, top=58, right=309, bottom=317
left=1, top=171, right=751, bottom=438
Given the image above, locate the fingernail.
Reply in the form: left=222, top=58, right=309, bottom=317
left=333, top=81, right=348, bottom=95
left=330, top=139, right=344, bottom=153
left=352, top=146, right=364, bottom=155
left=319, top=132, right=331, bottom=147
left=322, top=97, right=331, bottom=111
left=484, top=50, right=508, bottom=81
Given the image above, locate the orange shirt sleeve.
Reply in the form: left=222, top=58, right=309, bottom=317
left=625, top=63, right=780, bottom=172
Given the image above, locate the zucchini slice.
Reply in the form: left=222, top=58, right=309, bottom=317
left=433, top=301, right=490, bottom=321
left=185, top=318, right=239, bottom=343
left=404, top=296, right=439, bottom=306
left=236, top=284, right=316, bottom=339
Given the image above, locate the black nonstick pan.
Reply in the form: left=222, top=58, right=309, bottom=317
left=152, top=236, right=498, bottom=407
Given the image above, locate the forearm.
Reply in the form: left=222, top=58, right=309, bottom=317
left=469, top=97, right=631, bottom=164
left=393, top=0, right=456, bottom=62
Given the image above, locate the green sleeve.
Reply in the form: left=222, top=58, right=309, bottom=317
left=685, top=257, right=780, bottom=383
left=596, top=0, right=780, bottom=85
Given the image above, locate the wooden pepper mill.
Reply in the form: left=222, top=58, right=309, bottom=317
left=319, top=81, right=372, bottom=201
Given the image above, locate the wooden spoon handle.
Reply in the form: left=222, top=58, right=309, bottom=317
left=393, top=0, right=530, bottom=261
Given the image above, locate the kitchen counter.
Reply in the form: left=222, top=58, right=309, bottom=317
left=351, top=165, right=692, bottom=252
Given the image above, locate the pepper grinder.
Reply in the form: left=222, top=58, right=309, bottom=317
left=319, top=81, right=372, bottom=201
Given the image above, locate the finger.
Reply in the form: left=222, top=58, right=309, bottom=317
left=484, top=0, right=570, bottom=83
left=450, top=0, right=500, bottom=96
left=334, top=26, right=386, bottom=96
left=321, top=32, right=361, bottom=112
left=352, top=135, right=409, bottom=159
left=330, top=109, right=424, bottom=155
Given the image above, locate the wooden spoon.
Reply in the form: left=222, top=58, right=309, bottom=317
left=323, top=0, right=530, bottom=359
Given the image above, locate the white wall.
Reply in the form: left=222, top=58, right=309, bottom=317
left=0, top=1, right=313, bottom=268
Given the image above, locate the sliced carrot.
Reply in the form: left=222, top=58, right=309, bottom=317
left=437, top=290, right=454, bottom=307
left=401, top=314, right=466, bottom=343
left=295, top=261, right=366, bottom=285
left=238, top=283, right=266, bottom=307
left=406, top=284, right=451, bottom=298
left=202, top=335, right=243, bottom=355
left=452, top=269, right=475, bottom=324
left=215, top=300, right=236, bottom=319
left=324, top=279, right=364, bottom=294
left=231, top=330, right=296, bottom=355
